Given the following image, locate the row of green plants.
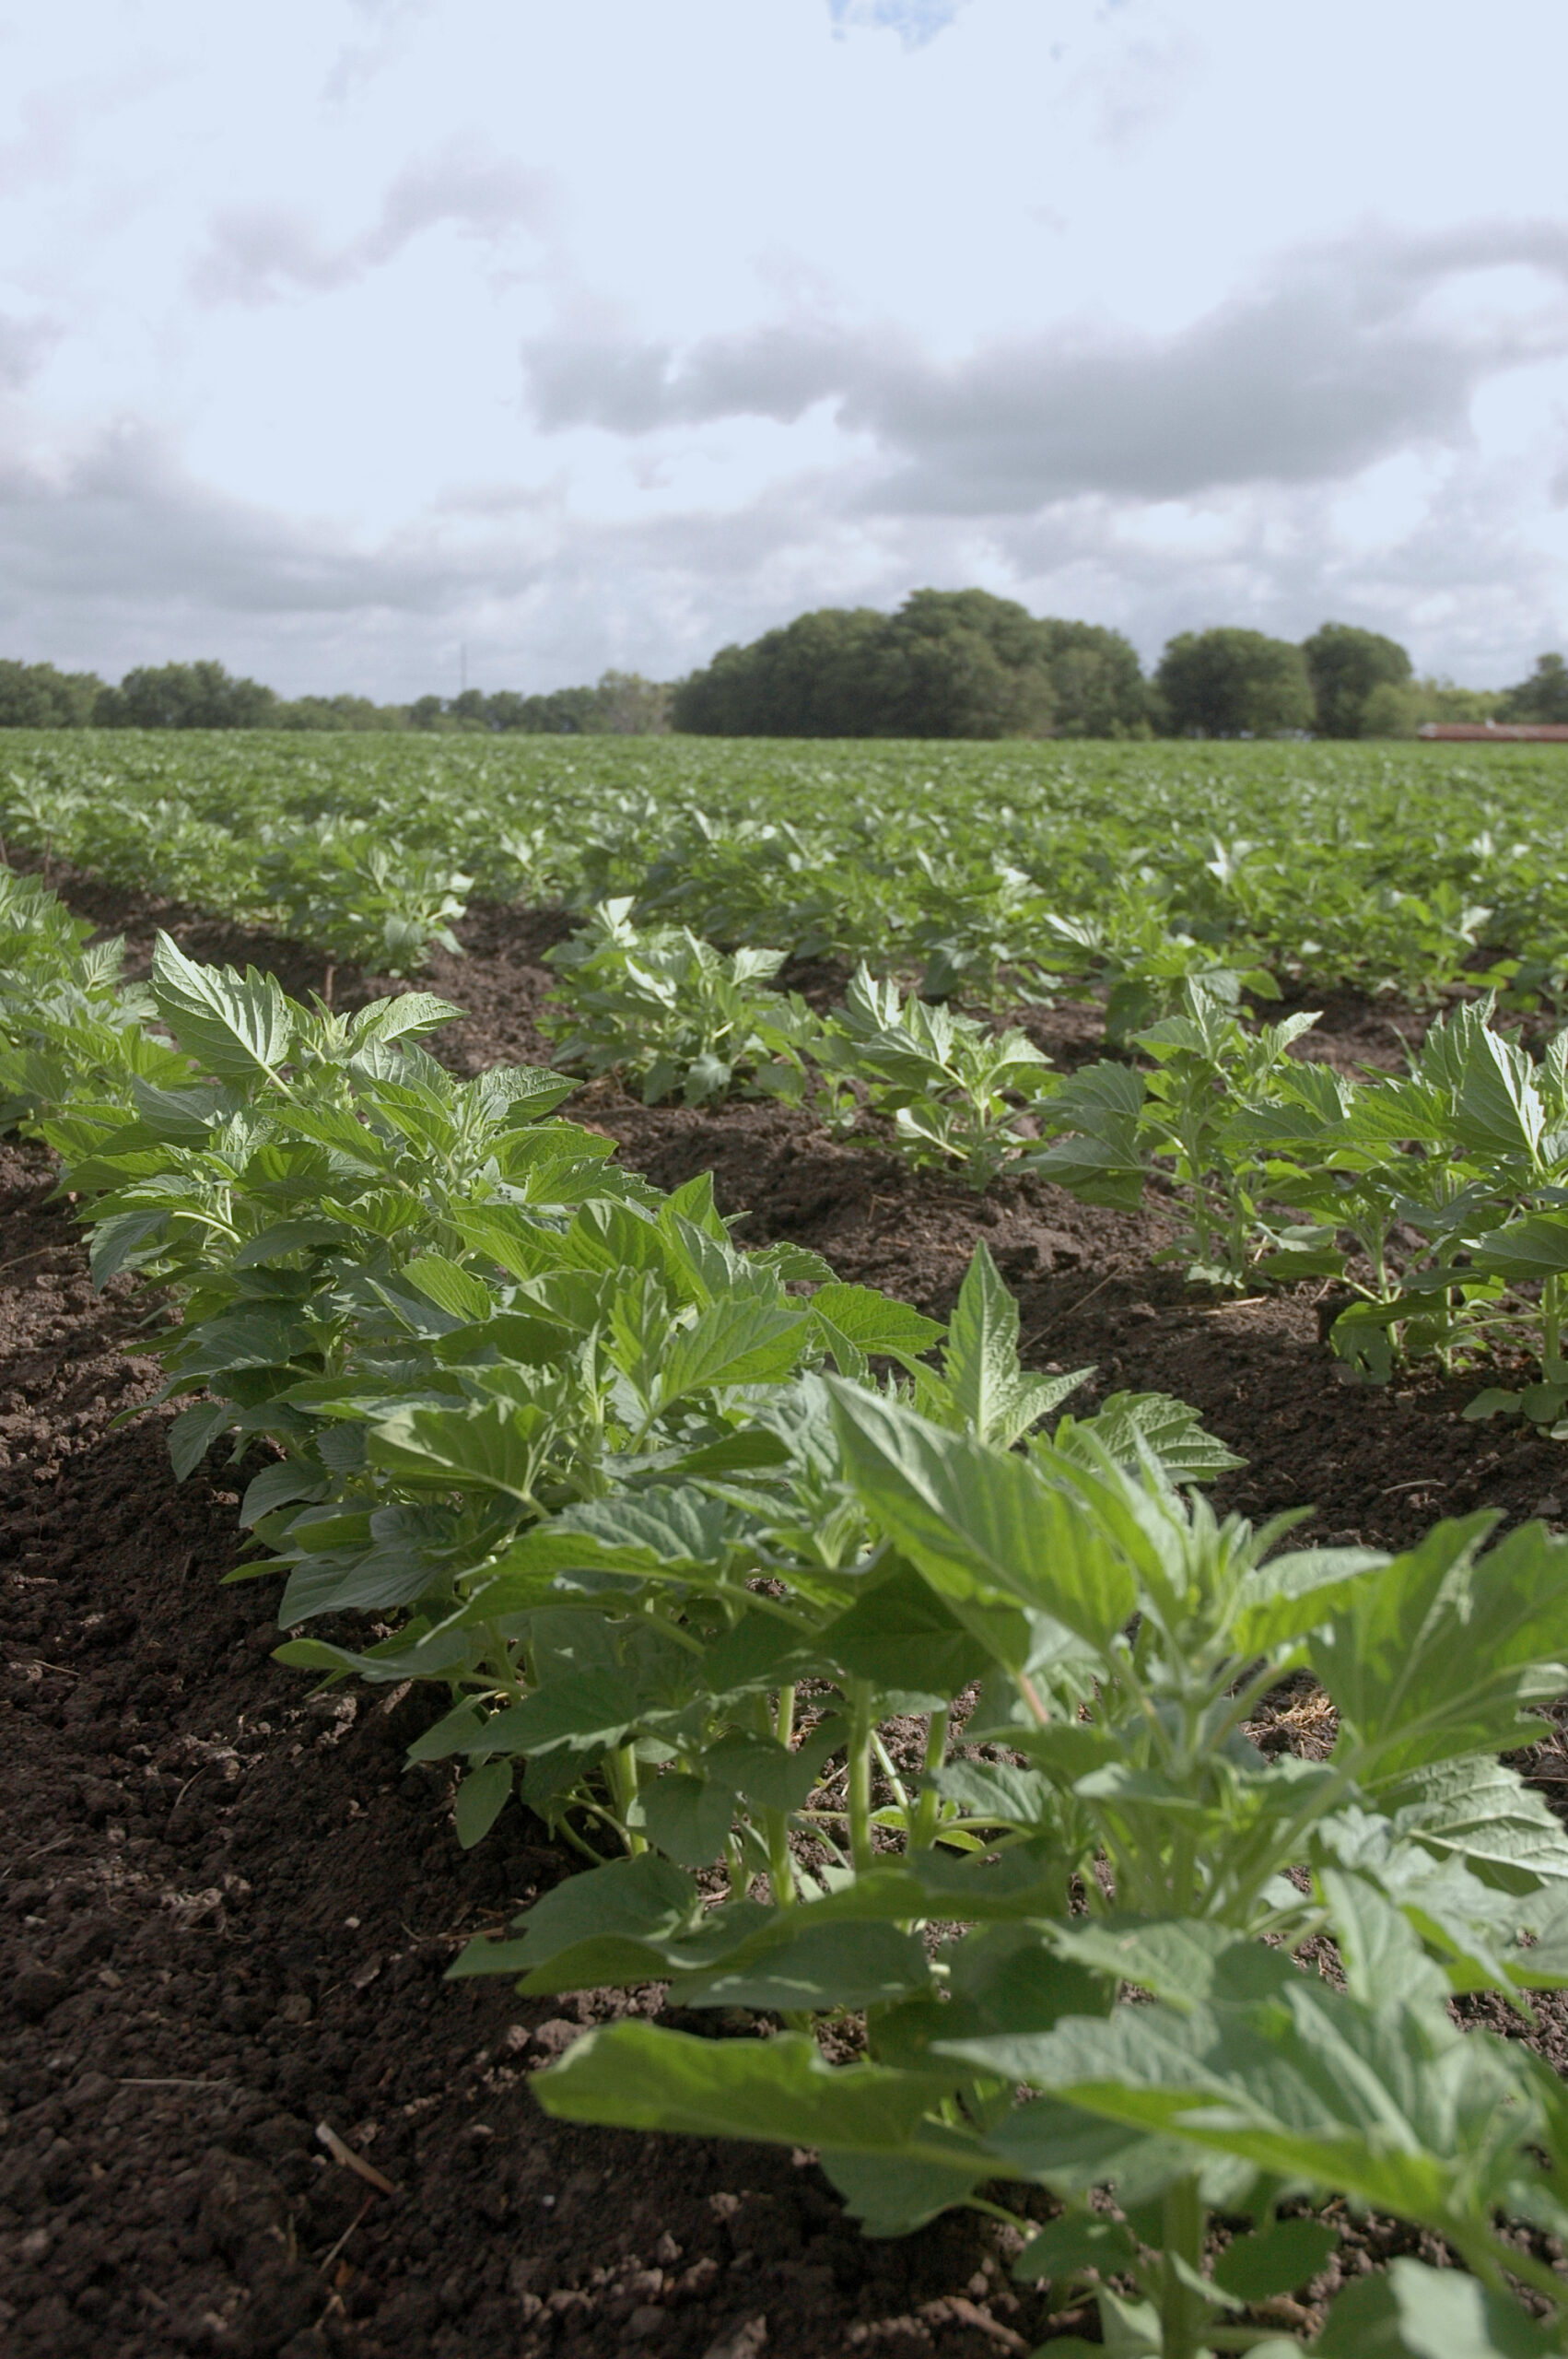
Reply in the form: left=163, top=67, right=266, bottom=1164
left=6, top=863, right=1568, bottom=2351
left=7, top=732, right=1568, bottom=1008
left=542, top=902, right=1568, bottom=1422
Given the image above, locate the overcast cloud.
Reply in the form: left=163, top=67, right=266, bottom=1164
left=2, top=1, right=1567, bottom=698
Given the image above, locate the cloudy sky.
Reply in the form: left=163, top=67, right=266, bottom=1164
left=5, top=0, right=1568, bottom=700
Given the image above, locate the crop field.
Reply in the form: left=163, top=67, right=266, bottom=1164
left=8, top=733, right=1568, bottom=2356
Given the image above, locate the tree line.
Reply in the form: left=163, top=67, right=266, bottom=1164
left=0, top=661, right=671, bottom=736
left=4, top=597, right=1567, bottom=738
left=672, top=594, right=1568, bottom=739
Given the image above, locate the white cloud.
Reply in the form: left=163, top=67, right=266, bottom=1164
left=3, top=0, right=1568, bottom=698
left=521, top=223, right=1568, bottom=509
left=189, top=140, right=551, bottom=307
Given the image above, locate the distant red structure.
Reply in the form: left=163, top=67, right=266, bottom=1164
left=1419, top=722, right=1568, bottom=741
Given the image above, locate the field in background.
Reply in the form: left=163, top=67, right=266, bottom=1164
left=4, top=730, right=1568, bottom=1004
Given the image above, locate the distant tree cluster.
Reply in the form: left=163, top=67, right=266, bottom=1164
left=2, top=623, right=1563, bottom=740
left=0, top=661, right=673, bottom=734
left=673, top=591, right=1149, bottom=740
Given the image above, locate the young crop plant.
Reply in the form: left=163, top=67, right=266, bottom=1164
left=255, top=817, right=472, bottom=980
left=1030, top=980, right=1321, bottom=1287
left=1036, top=880, right=1281, bottom=1050
left=468, top=1383, right=1568, bottom=2357
left=813, top=964, right=1053, bottom=1186
left=541, top=897, right=815, bottom=1107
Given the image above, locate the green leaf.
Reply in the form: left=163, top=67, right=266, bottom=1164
left=89, top=1207, right=169, bottom=1286
left=807, top=1282, right=944, bottom=1373
left=345, top=993, right=463, bottom=1049
left=1472, top=1211, right=1568, bottom=1282
left=1311, top=1515, right=1568, bottom=1781
left=816, top=2151, right=997, bottom=2238
left=232, top=1218, right=348, bottom=1267
left=702, top=1723, right=842, bottom=1815
left=1066, top=1391, right=1245, bottom=1485
left=829, top=1380, right=1137, bottom=1651
left=1231, top=1543, right=1389, bottom=1653
left=816, top=1559, right=991, bottom=1699
left=150, top=932, right=294, bottom=1082
left=535, top=2020, right=957, bottom=2154
left=637, top=1772, right=736, bottom=1868
left=476, top=1668, right=644, bottom=1757
left=453, top=1852, right=697, bottom=1976
left=1012, top=2211, right=1140, bottom=2285
left=1316, top=2257, right=1559, bottom=2357
left=459, top=1486, right=746, bottom=1619
left=951, top=1905, right=1534, bottom=2237
left=670, top=1920, right=934, bottom=2013
left=367, top=1401, right=543, bottom=1502
left=453, top=1758, right=512, bottom=1848
left=404, top=1254, right=497, bottom=1324
left=169, top=1399, right=232, bottom=1480
left=1211, top=2217, right=1338, bottom=2300
left=942, top=1239, right=1032, bottom=1444
left=1381, top=1755, right=1568, bottom=1892
left=239, top=1460, right=329, bottom=1524
left=926, top=1759, right=1056, bottom=1829
left=660, top=1293, right=808, bottom=1402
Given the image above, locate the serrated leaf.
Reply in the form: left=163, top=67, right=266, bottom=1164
left=807, top=1282, right=943, bottom=1373
left=661, top=1293, right=809, bottom=1402
left=942, top=1239, right=1030, bottom=1444
left=402, top=1253, right=497, bottom=1324
left=150, top=932, right=294, bottom=1082
left=366, top=1400, right=543, bottom=1501
left=1231, top=1543, right=1389, bottom=1652
left=828, top=1380, right=1136, bottom=1651
left=1311, top=1515, right=1568, bottom=1782
left=168, top=1399, right=232, bottom=1480
left=535, top=2020, right=964, bottom=2158
left=1065, top=1391, right=1245, bottom=1484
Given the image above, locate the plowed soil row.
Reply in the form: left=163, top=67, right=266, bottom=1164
left=4, top=875, right=1568, bottom=2359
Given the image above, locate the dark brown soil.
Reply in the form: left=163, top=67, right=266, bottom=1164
left=6, top=874, right=1568, bottom=2356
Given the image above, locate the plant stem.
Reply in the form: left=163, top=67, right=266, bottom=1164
left=909, top=1707, right=950, bottom=1850
left=1159, top=2175, right=1209, bottom=2359
left=848, top=1680, right=875, bottom=1874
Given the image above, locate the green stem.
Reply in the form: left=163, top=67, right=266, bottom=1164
left=764, top=1808, right=796, bottom=1908
left=1159, top=2175, right=1209, bottom=2359
left=608, top=1743, right=645, bottom=1854
left=910, top=1707, right=950, bottom=1850
left=848, top=1680, right=875, bottom=1874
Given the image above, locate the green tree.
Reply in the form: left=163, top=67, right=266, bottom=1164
left=1035, top=618, right=1151, bottom=736
left=672, top=606, right=895, bottom=735
left=1301, top=621, right=1412, bottom=738
left=97, top=660, right=279, bottom=729
left=0, top=660, right=104, bottom=728
left=275, top=693, right=408, bottom=732
left=1154, top=628, right=1315, bottom=737
left=1499, top=651, right=1568, bottom=723
left=875, top=589, right=1056, bottom=738
left=673, top=591, right=1147, bottom=738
